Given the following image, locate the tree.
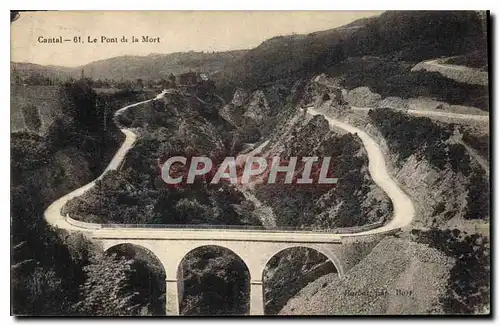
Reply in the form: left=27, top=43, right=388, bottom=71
left=22, top=104, right=42, bottom=132
left=74, top=253, right=143, bottom=316
left=11, top=265, right=70, bottom=315
left=136, top=78, right=144, bottom=89
left=180, top=247, right=250, bottom=315
left=168, top=73, right=176, bottom=87
left=59, top=79, right=100, bottom=131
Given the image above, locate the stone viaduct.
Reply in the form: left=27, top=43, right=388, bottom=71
left=92, top=227, right=355, bottom=315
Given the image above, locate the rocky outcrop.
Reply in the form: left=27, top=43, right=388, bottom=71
left=243, top=90, right=272, bottom=124
left=230, top=88, right=249, bottom=107
left=376, top=97, right=409, bottom=110
left=220, top=88, right=277, bottom=145
left=219, top=88, right=249, bottom=126
left=345, top=87, right=382, bottom=108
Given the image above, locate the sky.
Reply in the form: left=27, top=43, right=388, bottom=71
left=11, top=11, right=382, bottom=67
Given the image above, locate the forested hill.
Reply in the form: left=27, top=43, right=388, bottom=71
left=12, top=50, right=248, bottom=81
left=213, top=11, right=487, bottom=95
left=77, top=50, right=248, bottom=80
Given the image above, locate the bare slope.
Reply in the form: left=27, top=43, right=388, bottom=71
left=280, top=236, right=454, bottom=315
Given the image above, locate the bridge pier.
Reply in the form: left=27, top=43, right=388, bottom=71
left=166, top=279, right=180, bottom=316
left=249, top=280, right=264, bottom=315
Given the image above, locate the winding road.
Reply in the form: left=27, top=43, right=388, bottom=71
left=306, top=107, right=415, bottom=234
left=44, top=91, right=416, bottom=242
left=411, top=58, right=488, bottom=86
left=351, top=106, right=489, bottom=122
left=44, top=91, right=168, bottom=231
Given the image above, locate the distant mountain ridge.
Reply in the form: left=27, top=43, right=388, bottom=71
left=12, top=50, right=248, bottom=81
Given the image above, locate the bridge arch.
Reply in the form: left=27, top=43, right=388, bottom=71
left=178, top=244, right=251, bottom=273
left=262, top=244, right=343, bottom=279
left=102, top=240, right=160, bottom=258
left=177, top=244, right=251, bottom=315
left=104, top=242, right=167, bottom=316
left=261, top=245, right=340, bottom=315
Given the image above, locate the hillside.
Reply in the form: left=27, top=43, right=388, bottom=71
left=280, top=235, right=454, bottom=315
left=11, top=82, right=147, bottom=315
left=62, top=82, right=261, bottom=227
left=12, top=50, right=248, bottom=81
left=80, top=51, right=247, bottom=80
left=214, top=11, right=486, bottom=96
left=11, top=85, right=62, bottom=133
left=280, top=229, right=489, bottom=315
left=11, top=62, right=75, bottom=81
left=231, top=67, right=489, bottom=314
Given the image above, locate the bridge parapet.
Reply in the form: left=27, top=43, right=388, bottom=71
left=63, top=212, right=386, bottom=235
left=65, top=214, right=101, bottom=229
